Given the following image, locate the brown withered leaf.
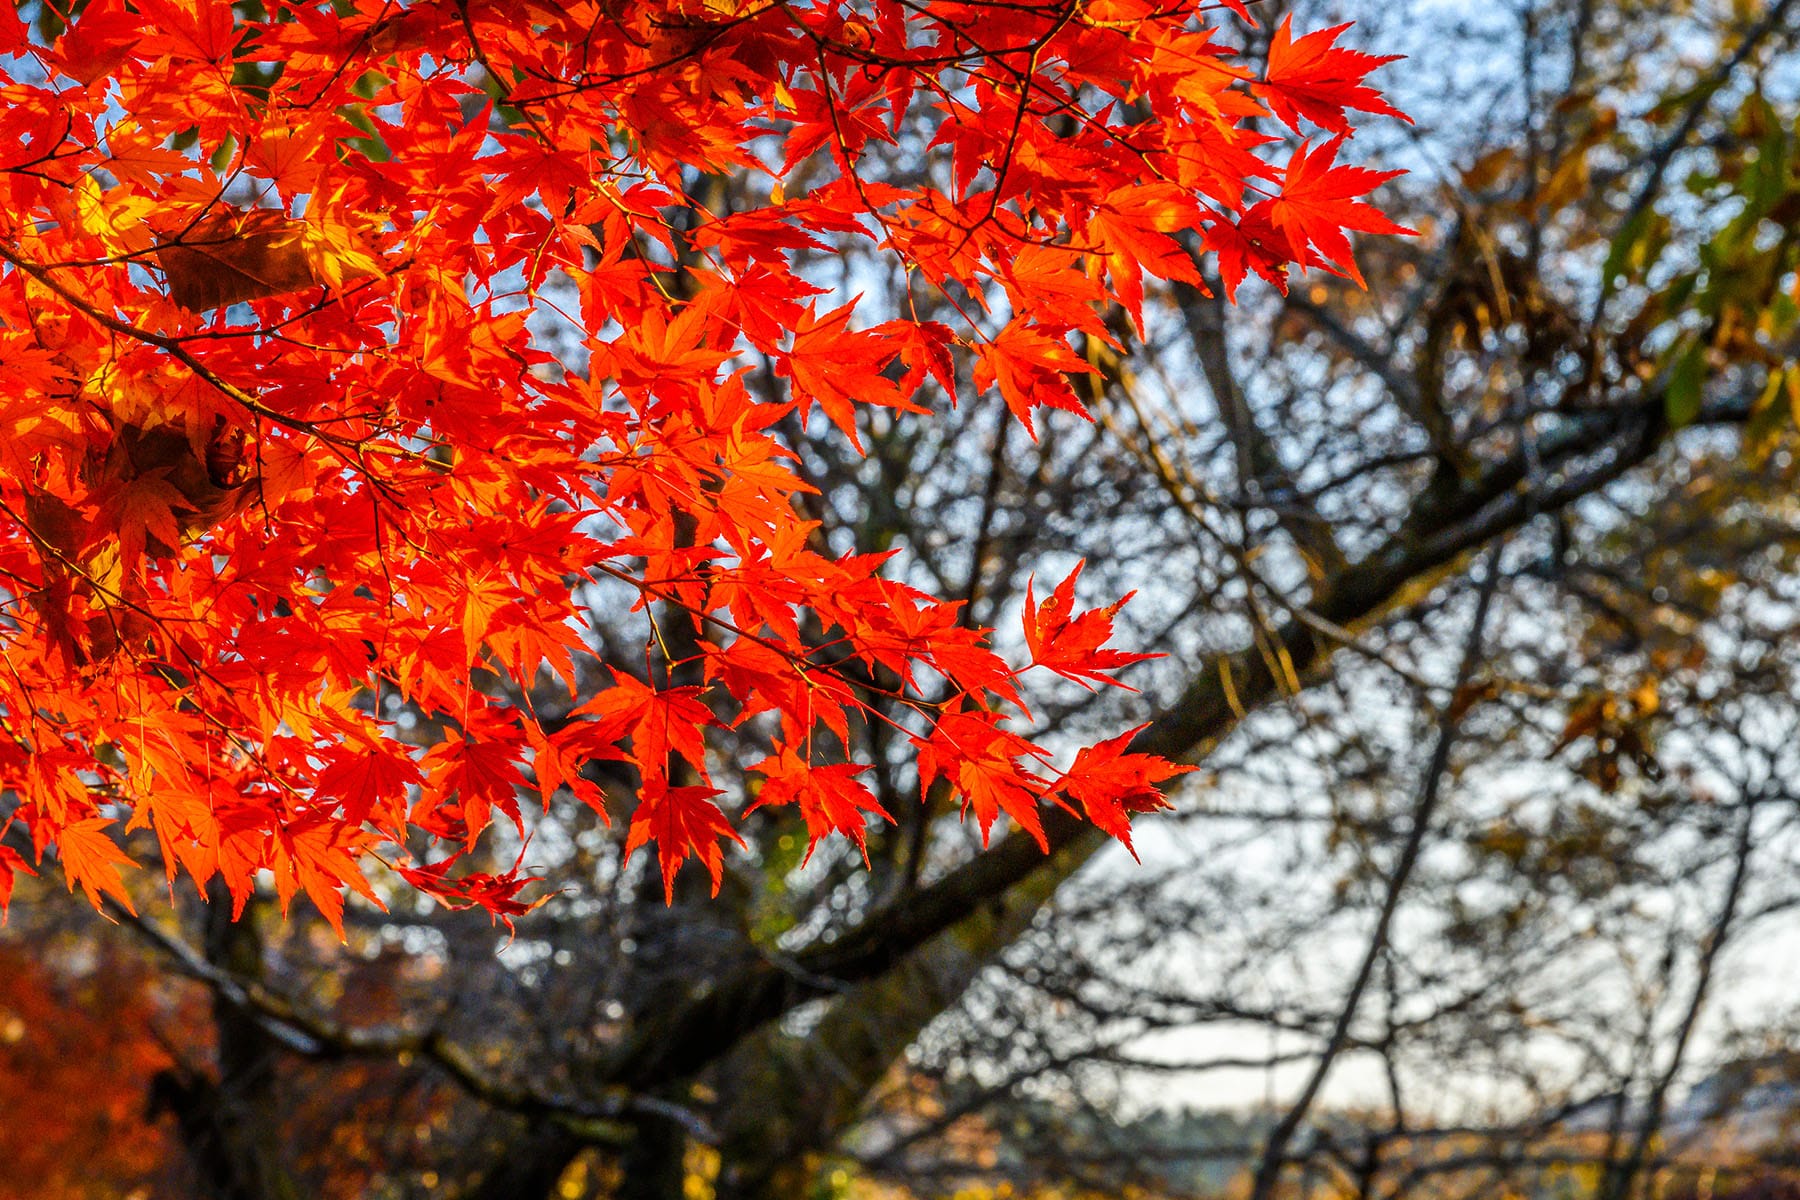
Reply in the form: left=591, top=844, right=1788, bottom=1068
left=155, top=207, right=378, bottom=311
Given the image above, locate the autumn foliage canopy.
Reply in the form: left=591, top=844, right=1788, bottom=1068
left=0, top=0, right=1408, bottom=926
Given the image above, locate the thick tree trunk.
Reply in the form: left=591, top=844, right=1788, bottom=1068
left=148, top=889, right=301, bottom=1200
left=204, top=890, right=302, bottom=1200
left=708, top=849, right=1077, bottom=1198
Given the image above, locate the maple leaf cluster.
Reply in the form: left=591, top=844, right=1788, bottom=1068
left=0, top=0, right=1408, bottom=924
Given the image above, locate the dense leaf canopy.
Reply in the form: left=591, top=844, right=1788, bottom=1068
left=0, top=0, right=1407, bottom=923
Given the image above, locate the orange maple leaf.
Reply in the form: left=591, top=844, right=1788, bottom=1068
left=55, top=819, right=136, bottom=915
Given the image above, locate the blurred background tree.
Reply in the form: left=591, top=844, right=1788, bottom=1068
left=6, top=1, right=1800, bottom=1198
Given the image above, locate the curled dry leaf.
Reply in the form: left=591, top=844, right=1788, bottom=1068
left=155, top=206, right=382, bottom=311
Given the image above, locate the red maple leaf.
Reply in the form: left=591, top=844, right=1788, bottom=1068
left=269, top=816, right=383, bottom=940
left=1055, top=728, right=1194, bottom=858
left=1203, top=205, right=1297, bottom=301
left=624, top=781, right=746, bottom=904
left=915, top=711, right=1052, bottom=850
left=315, top=743, right=423, bottom=832
left=1085, top=183, right=1205, bottom=333
left=397, top=852, right=548, bottom=933
left=1254, top=17, right=1412, bottom=136
left=570, top=671, right=717, bottom=785
left=422, top=733, right=525, bottom=849
left=748, top=743, right=893, bottom=864
left=0, top=0, right=1409, bottom=921
left=972, top=320, right=1097, bottom=438
left=780, top=300, right=918, bottom=448
left=98, top=469, right=195, bottom=566
left=1257, top=136, right=1416, bottom=288
left=1023, top=562, right=1158, bottom=690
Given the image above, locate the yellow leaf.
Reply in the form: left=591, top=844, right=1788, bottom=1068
left=300, top=214, right=385, bottom=289
left=74, top=177, right=155, bottom=256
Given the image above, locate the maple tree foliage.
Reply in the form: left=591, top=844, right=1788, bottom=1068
left=0, top=940, right=185, bottom=1198
left=0, top=0, right=1409, bottom=925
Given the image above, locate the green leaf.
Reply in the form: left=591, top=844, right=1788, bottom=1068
left=1665, top=338, right=1707, bottom=429
left=1603, top=206, right=1654, bottom=285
